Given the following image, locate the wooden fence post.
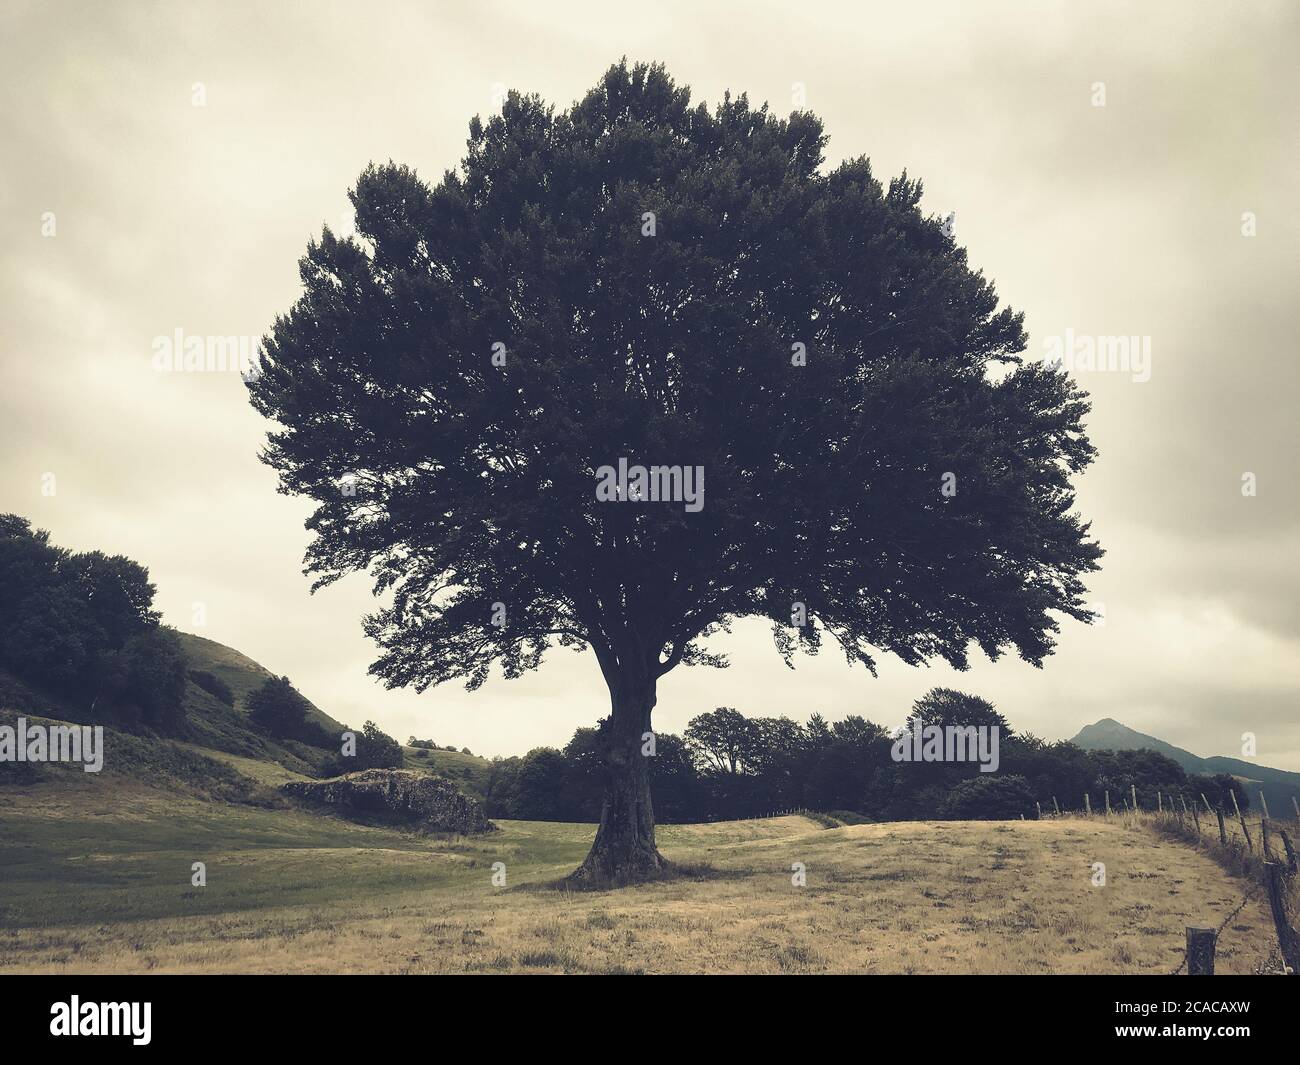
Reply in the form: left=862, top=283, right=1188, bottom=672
left=1201, top=793, right=1227, bottom=845
left=1186, top=927, right=1216, bottom=975
left=1085, top=793, right=1092, bottom=816
left=1131, top=784, right=1138, bottom=811
left=1105, top=790, right=1111, bottom=816
left=1036, top=801, right=1042, bottom=820
left=1264, top=863, right=1300, bottom=975
left=1230, top=789, right=1253, bottom=852
left=1158, top=791, right=1163, bottom=813
left=1276, top=827, right=1299, bottom=874
left=1260, top=793, right=1274, bottom=859
left=1052, top=796, right=1061, bottom=816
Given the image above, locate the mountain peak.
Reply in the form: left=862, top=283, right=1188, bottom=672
left=1071, top=718, right=1203, bottom=767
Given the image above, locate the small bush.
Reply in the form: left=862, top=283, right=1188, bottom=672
left=0, top=757, right=44, bottom=785
left=942, top=774, right=1036, bottom=820
left=188, top=669, right=234, bottom=706
left=247, top=676, right=310, bottom=739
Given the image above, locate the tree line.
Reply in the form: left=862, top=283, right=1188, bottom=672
left=0, top=514, right=187, bottom=731
left=479, top=689, right=1247, bottom=824
left=0, top=515, right=405, bottom=773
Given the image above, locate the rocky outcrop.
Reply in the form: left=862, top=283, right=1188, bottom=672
left=281, top=769, right=494, bottom=834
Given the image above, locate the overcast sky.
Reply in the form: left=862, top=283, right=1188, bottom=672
left=2, top=1, right=1297, bottom=768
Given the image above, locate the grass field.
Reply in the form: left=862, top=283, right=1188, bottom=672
left=0, top=773, right=1279, bottom=974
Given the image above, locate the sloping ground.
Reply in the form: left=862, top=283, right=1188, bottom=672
left=178, top=683, right=331, bottom=777
left=172, top=742, right=309, bottom=788
left=0, top=708, right=279, bottom=804
left=1, top=646, right=334, bottom=781
left=400, top=745, right=493, bottom=799
left=2, top=633, right=480, bottom=788
left=175, top=631, right=348, bottom=736
left=0, top=777, right=1279, bottom=974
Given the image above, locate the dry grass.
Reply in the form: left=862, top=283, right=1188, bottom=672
left=171, top=743, right=309, bottom=787
left=0, top=778, right=1281, bottom=974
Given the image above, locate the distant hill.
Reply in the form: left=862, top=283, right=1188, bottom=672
left=1072, top=718, right=1300, bottom=818
left=178, top=632, right=495, bottom=793
left=1072, top=719, right=1204, bottom=770
left=2, top=629, right=486, bottom=794
left=0, top=640, right=331, bottom=784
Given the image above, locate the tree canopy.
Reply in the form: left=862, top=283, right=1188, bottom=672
left=0, top=514, right=187, bottom=731
left=248, top=60, right=1102, bottom=881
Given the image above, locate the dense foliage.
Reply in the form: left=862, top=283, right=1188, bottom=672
left=0, top=514, right=187, bottom=731
left=246, top=60, right=1103, bottom=879
left=188, top=669, right=235, bottom=707
left=481, top=688, right=1195, bottom=823
left=320, top=719, right=404, bottom=773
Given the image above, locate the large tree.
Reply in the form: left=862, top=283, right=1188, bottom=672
left=248, top=61, right=1101, bottom=884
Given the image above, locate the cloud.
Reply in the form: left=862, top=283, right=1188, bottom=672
left=2, top=1, right=1296, bottom=766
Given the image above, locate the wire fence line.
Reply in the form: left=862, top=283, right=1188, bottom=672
left=1165, top=893, right=1251, bottom=976
left=732, top=793, right=1300, bottom=974
left=1089, top=801, right=1298, bottom=976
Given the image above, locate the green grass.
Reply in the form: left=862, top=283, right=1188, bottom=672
left=177, top=684, right=331, bottom=776
left=175, top=631, right=348, bottom=736
left=1, top=633, right=344, bottom=781
left=0, top=775, right=583, bottom=930
left=0, top=764, right=1285, bottom=974
left=401, top=745, right=493, bottom=798
left=2, top=769, right=1284, bottom=975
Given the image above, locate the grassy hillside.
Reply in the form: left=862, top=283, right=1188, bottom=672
left=176, top=678, right=332, bottom=777
left=176, top=631, right=348, bottom=736
left=0, top=707, right=282, bottom=803
left=0, top=632, right=361, bottom=782
left=3, top=627, right=501, bottom=799
left=0, top=772, right=1280, bottom=974
left=401, top=745, right=493, bottom=799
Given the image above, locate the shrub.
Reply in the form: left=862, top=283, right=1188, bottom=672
left=95, top=626, right=189, bottom=732
left=319, top=721, right=405, bottom=774
left=942, top=774, right=1036, bottom=820
left=246, top=676, right=310, bottom=738
left=188, top=669, right=234, bottom=706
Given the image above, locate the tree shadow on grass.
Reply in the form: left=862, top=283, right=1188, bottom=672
left=518, top=859, right=746, bottom=894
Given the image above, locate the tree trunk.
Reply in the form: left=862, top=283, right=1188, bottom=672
left=569, top=673, right=670, bottom=886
